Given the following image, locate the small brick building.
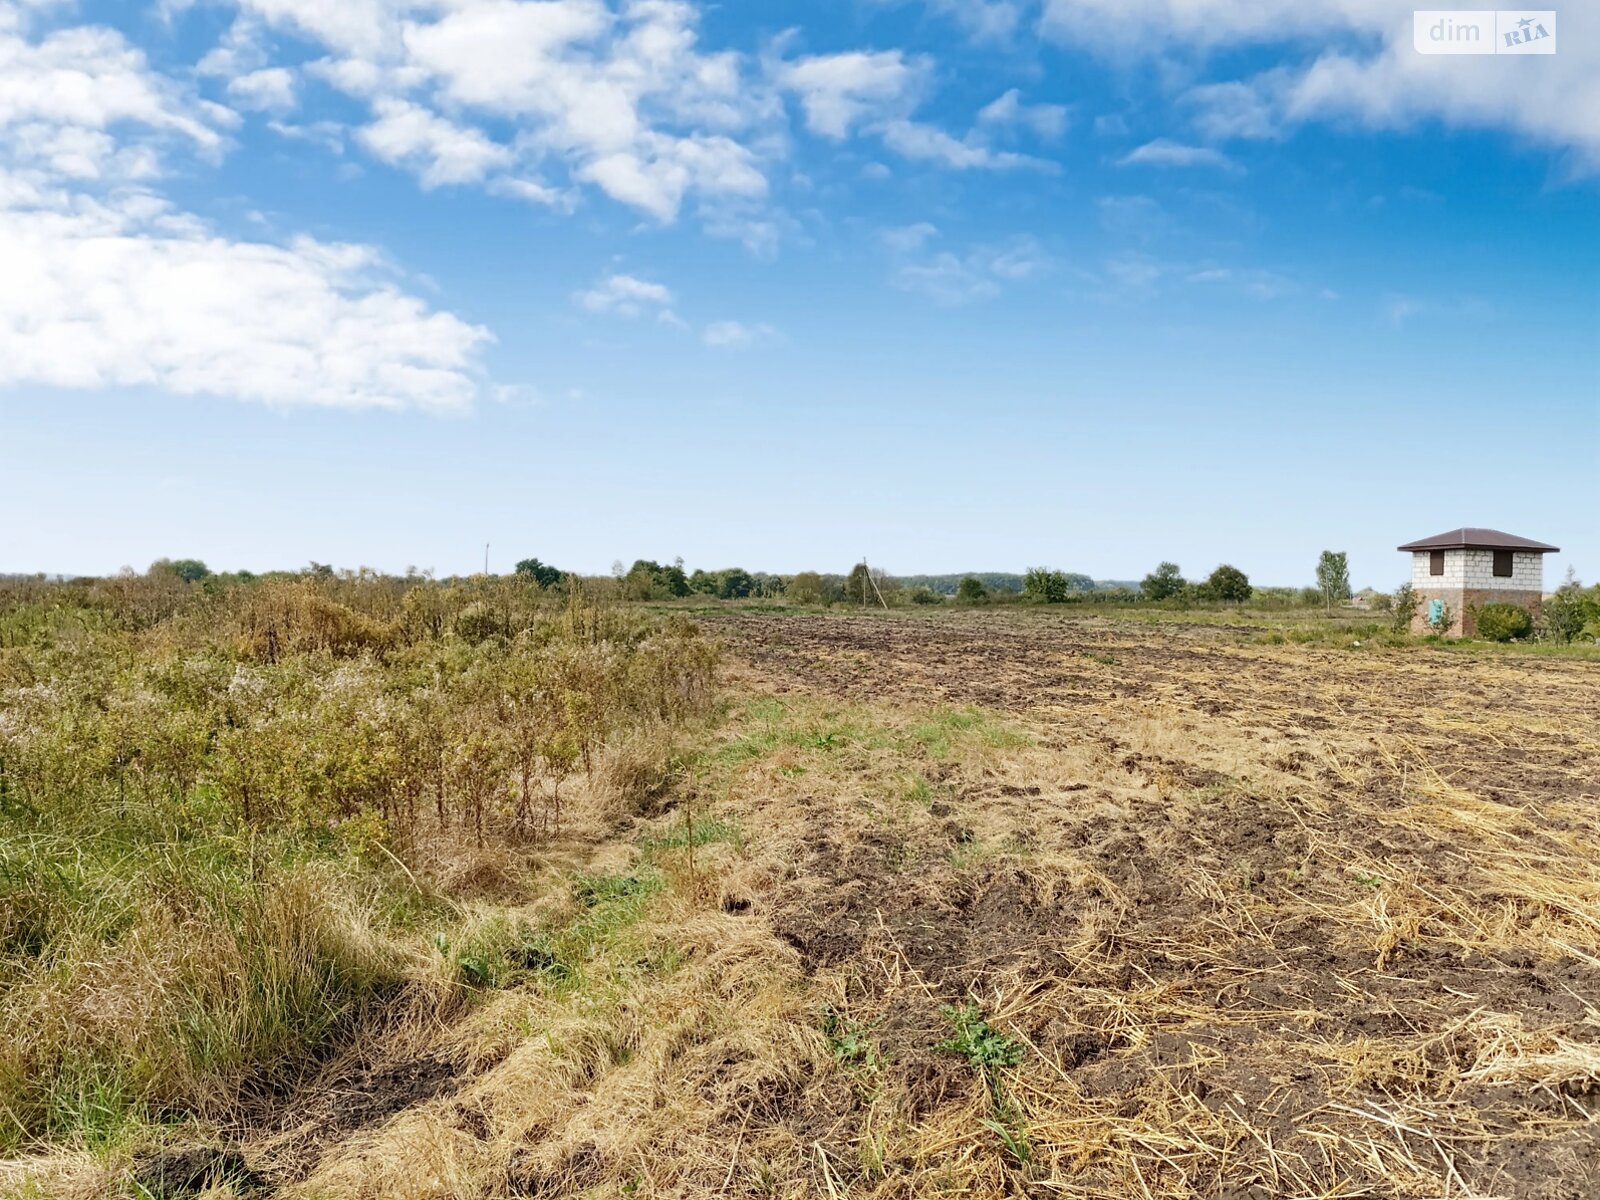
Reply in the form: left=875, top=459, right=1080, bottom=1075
left=1398, top=527, right=1559, bottom=637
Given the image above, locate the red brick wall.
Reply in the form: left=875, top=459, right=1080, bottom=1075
left=1410, top=588, right=1543, bottom=637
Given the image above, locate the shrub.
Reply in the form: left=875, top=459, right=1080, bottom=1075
left=1540, top=574, right=1600, bottom=643
left=1474, top=603, right=1532, bottom=642
left=1392, top=583, right=1418, bottom=633
left=455, top=601, right=502, bottom=644
left=955, top=576, right=988, bottom=605
left=908, top=587, right=944, bottom=606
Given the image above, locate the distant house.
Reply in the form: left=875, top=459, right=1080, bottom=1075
left=1398, top=527, right=1559, bottom=637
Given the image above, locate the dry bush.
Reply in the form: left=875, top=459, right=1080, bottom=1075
left=597, top=727, right=679, bottom=821
left=232, top=580, right=402, bottom=662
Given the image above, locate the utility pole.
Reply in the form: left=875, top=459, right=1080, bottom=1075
left=484, top=543, right=490, bottom=575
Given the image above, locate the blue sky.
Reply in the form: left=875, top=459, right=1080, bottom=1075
left=1, top=1, right=1595, bottom=588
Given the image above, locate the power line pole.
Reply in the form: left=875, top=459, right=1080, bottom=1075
left=484, top=543, right=490, bottom=575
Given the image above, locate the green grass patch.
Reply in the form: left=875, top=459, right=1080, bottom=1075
left=640, top=815, right=743, bottom=854
left=907, top=708, right=1031, bottom=758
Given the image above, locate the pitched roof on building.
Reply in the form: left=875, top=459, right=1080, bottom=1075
left=1397, top=528, right=1560, bottom=553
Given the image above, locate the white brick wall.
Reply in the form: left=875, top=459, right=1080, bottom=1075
left=1410, top=550, right=1544, bottom=592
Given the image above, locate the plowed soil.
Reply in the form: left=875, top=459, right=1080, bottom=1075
left=698, top=609, right=1600, bottom=1199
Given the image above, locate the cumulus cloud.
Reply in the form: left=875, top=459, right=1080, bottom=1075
left=777, top=53, right=1057, bottom=172
left=234, top=0, right=775, bottom=225
left=0, top=13, right=232, bottom=171
left=358, top=96, right=514, bottom=187
left=779, top=49, right=922, bottom=139
left=0, top=195, right=492, bottom=411
left=0, top=3, right=496, bottom=412
left=1116, top=138, right=1235, bottom=168
left=226, top=66, right=297, bottom=113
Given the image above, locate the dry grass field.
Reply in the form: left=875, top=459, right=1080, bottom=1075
left=6, top=605, right=1598, bottom=1199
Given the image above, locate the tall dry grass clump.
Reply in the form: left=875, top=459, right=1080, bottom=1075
left=0, top=573, right=719, bottom=1159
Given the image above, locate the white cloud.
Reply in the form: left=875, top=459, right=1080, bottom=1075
left=358, top=96, right=513, bottom=187
left=1039, top=0, right=1400, bottom=49
left=887, top=230, right=1049, bottom=305
left=244, top=0, right=776, bottom=226
left=0, top=3, right=497, bottom=413
left=870, top=0, right=1025, bottom=43
left=702, top=319, right=777, bottom=348
left=1043, top=0, right=1600, bottom=170
left=227, top=66, right=296, bottom=113
left=1185, top=265, right=1295, bottom=299
left=879, top=118, right=1048, bottom=170
left=775, top=58, right=1059, bottom=172
left=228, top=0, right=408, bottom=60
left=0, top=16, right=231, bottom=166
left=881, top=221, right=938, bottom=253
left=779, top=50, right=921, bottom=139
left=1117, top=138, right=1234, bottom=168
left=488, top=174, right=573, bottom=209
left=978, top=88, right=1068, bottom=139
left=0, top=195, right=491, bottom=411
left=574, top=272, right=681, bottom=324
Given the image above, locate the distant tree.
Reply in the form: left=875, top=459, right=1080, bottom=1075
left=956, top=575, right=988, bottom=605
left=749, top=572, right=786, bottom=599
left=845, top=563, right=872, bottom=606
left=1140, top=562, right=1185, bottom=601
left=787, top=571, right=826, bottom=605
left=1062, top=572, right=1095, bottom=593
left=1542, top=570, right=1600, bottom=643
left=1023, top=567, right=1071, bottom=603
left=688, top=567, right=754, bottom=599
left=621, top=559, right=690, bottom=600
left=1206, top=564, right=1252, bottom=603
left=717, top=568, right=754, bottom=600
left=514, top=557, right=565, bottom=589
left=1315, top=551, right=1351, bottom=611
left=151, top=558, right=210, bottom=583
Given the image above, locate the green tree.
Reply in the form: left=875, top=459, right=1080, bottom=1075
left=1207, top=564, right=1252, bottom=603
left=514, top=557, right=565, bottom=589
left=1140, top=562, right=1185, bottom=601
left=845, top=563, right=872, bottom=606
left=1541, top=570, right=1600, bottom=643
left=1023, top=568, right=1071, bottom=603
left=956, top=575, right=988, bottom=605
left=622, top=559, right=690, bottom=600
left=715, top=568, right=754, bottom=600
left=152, top=558, right=211, bottom=583
left=786, top=571, right=826, bottom=605
left=1315, top=551, right=1351, bottom=611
